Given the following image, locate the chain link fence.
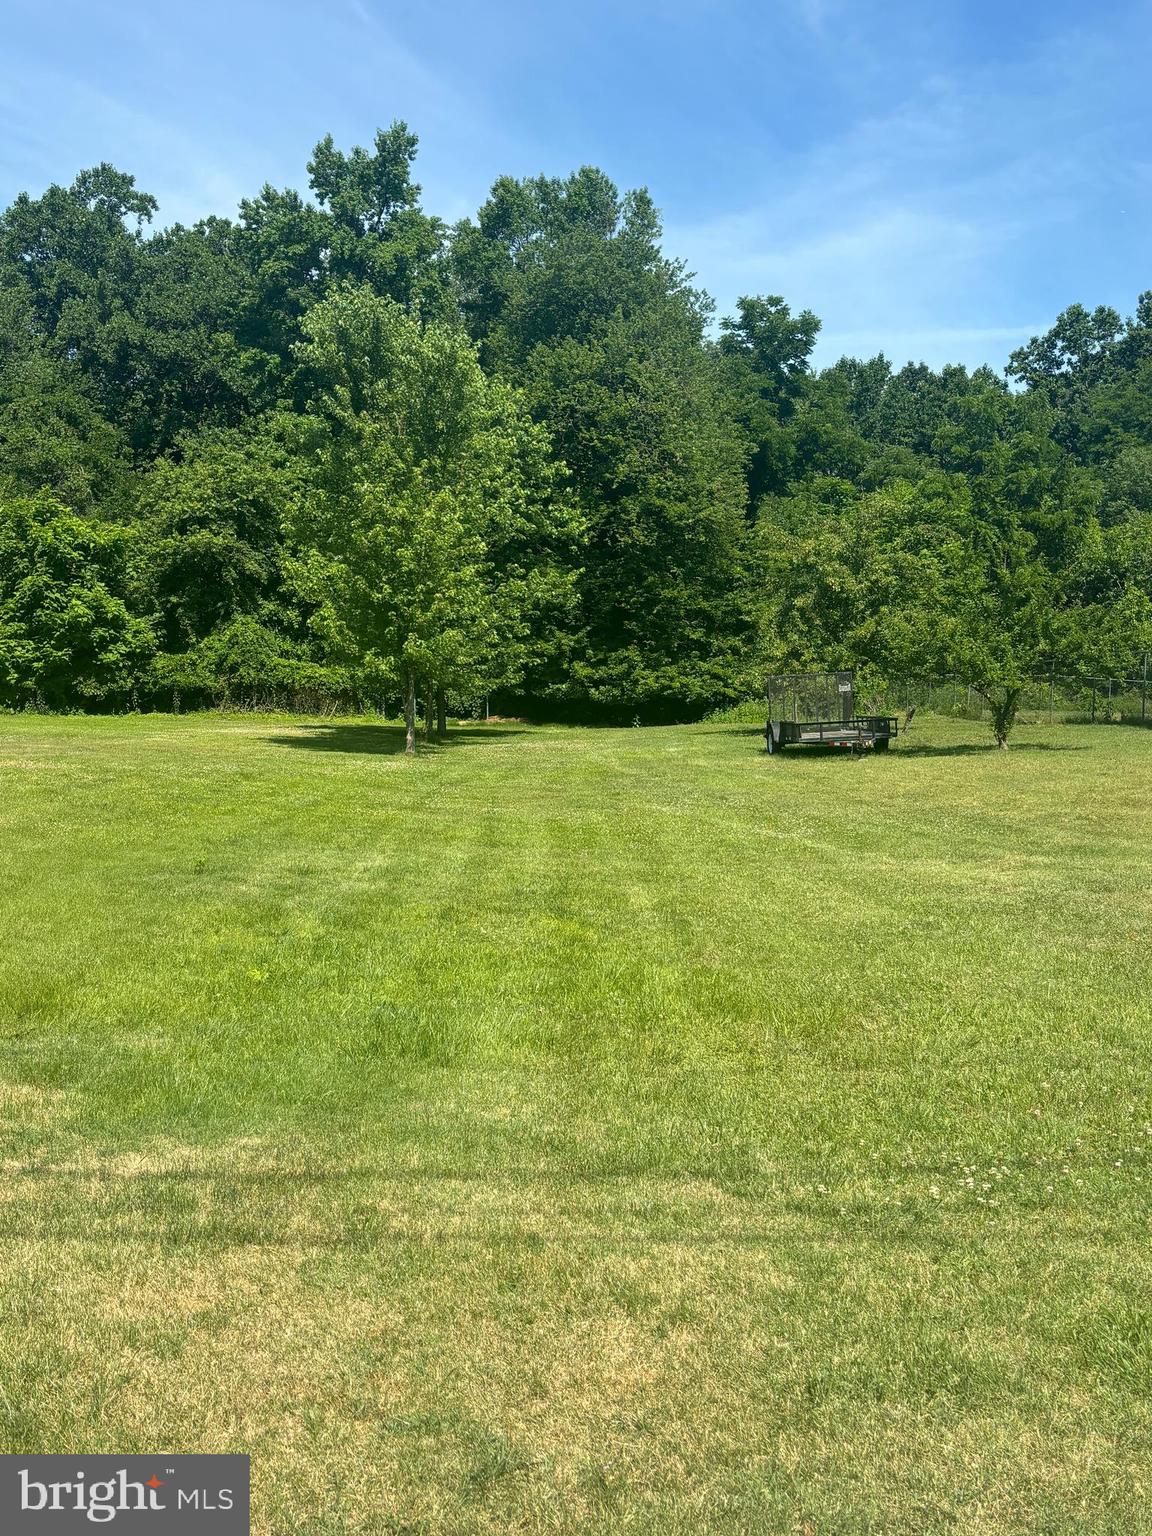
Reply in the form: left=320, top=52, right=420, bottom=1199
left=857, top=667, right=1151, bottom=726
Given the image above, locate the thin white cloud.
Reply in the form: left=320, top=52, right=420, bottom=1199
left=664, top=34, right=1116, bottom=369
left=789, top=0, right=840, bottom=34
left=817, top=325, right=1044, bottom=370
left=0, top=1, right=503, bottom=231
left=0, top=66, right=254, bottom=225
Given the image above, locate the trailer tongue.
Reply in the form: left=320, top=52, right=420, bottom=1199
left=765, top=671, right=899, bottom=754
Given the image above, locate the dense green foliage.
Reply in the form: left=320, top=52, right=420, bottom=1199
left=2, top=127, right=1151, bottom=728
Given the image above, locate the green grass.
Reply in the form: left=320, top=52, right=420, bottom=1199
left=1, top=711, right=1151, bottom=1533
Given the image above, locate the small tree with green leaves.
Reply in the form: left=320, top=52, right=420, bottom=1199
left=290, top=288, right=579, bottom=752
left=758, top=475, right=1060, bottom=748
left=941, top=524, right=1056, bottom=747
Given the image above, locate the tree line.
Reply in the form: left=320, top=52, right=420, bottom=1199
left=2, top=124, right=1150, bottom=746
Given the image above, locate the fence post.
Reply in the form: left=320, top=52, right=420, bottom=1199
left=1143, top=653, right=1148, bottom=725
left=1048, top=661, right=1054, bottom=725
left=1091, top=682, right=1097, bottom=723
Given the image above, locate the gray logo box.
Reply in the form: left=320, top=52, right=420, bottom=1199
left=0, top=1455, right=249, bottom=1532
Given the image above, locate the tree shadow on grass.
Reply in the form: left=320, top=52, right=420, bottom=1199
left=894, top=741, right=1086, bottom=757
left=266, top=724, right=528, bottom=757
left=704, top=727, right=1085, bottom=758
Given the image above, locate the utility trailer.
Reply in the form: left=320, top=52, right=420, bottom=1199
left=765, top=671, right=898, bottom=755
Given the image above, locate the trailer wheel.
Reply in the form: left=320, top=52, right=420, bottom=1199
left=766, top=729, right=778, bottom=755
left=874, top=736, right=890, bottom=751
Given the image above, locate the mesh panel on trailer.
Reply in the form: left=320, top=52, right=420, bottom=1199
left=765, top=672, right=854, bottom=723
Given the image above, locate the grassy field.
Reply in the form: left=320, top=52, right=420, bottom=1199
left=1, top=712, right=1150, bottom=1534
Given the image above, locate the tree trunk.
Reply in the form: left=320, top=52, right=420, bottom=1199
left=436, top=688, right=447, bottom=739
left=424, top=691, right=434, bottom=739
left=404, top=672, right=416, bottom=755
left=989, top=688, right=1021, bottom=750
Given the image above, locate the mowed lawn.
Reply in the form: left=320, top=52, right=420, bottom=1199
left=1, top=712, right=1151, bottom=1534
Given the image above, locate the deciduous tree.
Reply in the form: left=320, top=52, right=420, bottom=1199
left=289, top=288, right=579, bottom=751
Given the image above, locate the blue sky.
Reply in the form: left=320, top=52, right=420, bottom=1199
left=2, top=0, right=1150, bottom=370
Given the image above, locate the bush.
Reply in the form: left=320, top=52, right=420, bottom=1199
left=0, top=494, right=155, bottom=709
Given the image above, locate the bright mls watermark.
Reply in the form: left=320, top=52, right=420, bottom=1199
left=0, top=1456, right=249, bottom=1532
